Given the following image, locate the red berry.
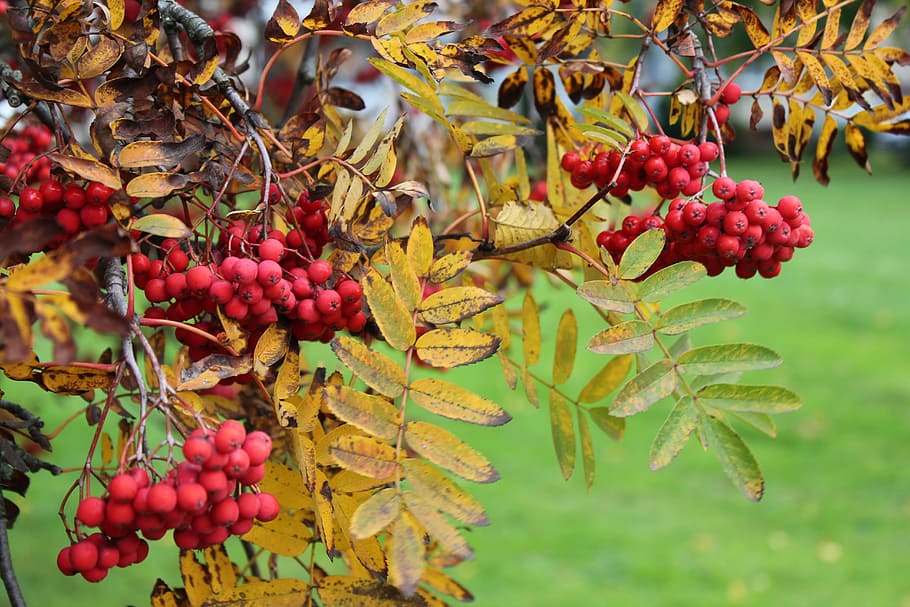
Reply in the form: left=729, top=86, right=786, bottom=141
left=242, top=431, right=272, bottom=466
left=629, top=139, right=650, bottom=163
left=212, top=497, right=240, bottom=526
left=40, top=179, right=64, bottom=209
left=56, top=208, right=81, bottom=234
left=19, top=187, right=43, bottom=213
left=666, top=166, right=691, bottom=191
left=238, top=281, right=264, bottom=304
left=664, top=209, right=686, bottom=233
left=679, top=143, right=700, bottom=164
left=173, top=528, right=201, bottom=550
left=735, top=179, right=763, bottom=203
left=742, top=224, right=764, bottom=249
left=224, top=296, right=249, bottom=320
left=316, top=289, right=342, bottom=315
left=231, top=257, right=258, bottom=284
left=69, top=540, right=99, bottom=572
left=76, top=496, right=106, bottom=527
left=183, top=435, right=213, bottom=464
left=716, top=234, right=741, bottom=259
left=177, top=483, right=208, bottom=513
left=712, top=176, right=737, bottom=200
left=698, top=142, right=719, bottom=162
left=186, top=265, right=214, bottom=293
left=336, top=279, right=362, bottom=304
left=209, top=279, right=234, bottom=304
left=81, top=567, right=109, bottom=583
left=307, top=260, right=333, bottom=284
left=723, top=211, right=749, bottom=235
left=643, top=156, right=668, bottom=182
left=735, top=260, right=758, bottom=279
left=713, top=103, right=730, bottom=125
left=199, top=469, right=229, bottom=496
left=721, top=82, right=742, bottom=105
left=109, top=473, right=139, bottom=503
left=57, top=546, right=76, bottom=576
left=105, top=500, right=136, bottom=528
left=238, top=463, right=266, bottom=486
left=649, top=135, right=671, bottom=155
left=777, top=195, right=803, bottom=220
left=696, top=225, right=720, bottom=249
left=215, top=420, right=246, bottom=453
left=229, top=517, right=255, bottom=536
left=682, top=202, right=707, bottom=227
left=144, top=278, right=169, bottom=303
left=97, top=543, right=119, bottom=569
left=796, top=225, right=814, bottom=248
left=86, top=182, right=115, bottom=205
left=560, top=151, right=581, bottom=172
left=255, top=493, right=280, bottom=522
left=258, top=238, right=285, bottom=262
left=237, top=492, right=260, bottom=519
left=257, top=259, right=283, bottom=286
left=63, top=184, right=87, bottom=209
left=621, top=215, right=641, bottom=236
left=758, top=259, right=782, bottom=278
left=80, top=203, right=108, bottom=227
left=165, top=272, right=189, bottom=300
left=147, top=483, right=178, bottom=513
left=225, top=448, right=251, bottom=478
left=0, top=196, right=14, bottom=218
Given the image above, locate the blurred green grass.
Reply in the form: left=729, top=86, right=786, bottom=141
left=3, top=153, right=910, bottom=606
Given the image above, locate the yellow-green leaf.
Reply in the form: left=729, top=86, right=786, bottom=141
left=649, top=396, right=698, bottom=470
left=126, top=172, right=190, bottom=198
left=388, top=511, right=425, bottom=597
left=130, top=214, right=191, bottom=239
left=549, top=389, right=576, bottom=480
left=637, top=261, right=706, bottom=302
left=587, top=320, right=654, bottom=355
left=179, top=550, right=214, bottom=606
left=552, top=309, right=577, bottom=385
left=408, top=377, right=511, bottom=426
left=578, top=409, right=595, bottom=490
left=576, top=280, right=635, bottom=314
left=428, top=251, right=472, bottom=284
left=331, top=335, right=406, bottom=398
left=403, top=492, right=473, bottom=561
left=407, top=216, right=434, bottom=277
left=328, top=434, right=398, bottom=479
left=611, top=359, right=677, bottom=417
left=350, top=487, right=400, bottom=540
left=405, top=421, right=499, bottom=483
left=418, top=286, right=503, bottom=325
left=362, top=267, right=416, bottom=351
left=387, top=240, right=422, bottom=311
left=619, top=229, right=666, bottom=280
left=522, top=291, right=541, bottom=366
left=376, top=0, right=435, bottom=37
left=678, top=344, right=782, bottom=375
left=702, top=415, right=764, bottom=501
left=578, top=355, right=634, bottom=403
left=414, top=327, right=500, bottom=368
left=401, top=459, right=489, bottom=526
left=655, top=298, right=747, bottom=335
left=588, top=407, right=625, bottom=441
left=323, top=385, right=400, bottom=440
left=697, top=384, right=802, bottom=413
left=616, top=91, right=650, bottom=131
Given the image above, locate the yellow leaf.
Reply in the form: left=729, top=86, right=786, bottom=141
left=368, top=59, right=441, bottom=114
left=331, top=335, right=406, bottom=398
left=414, top=327, right=500, bottom=368
left=126, top=172, right=190, bottom=198
left=348, top=108, right=389, bottom=166
left=401, top=459, right=488, bottom=526
left=417, top=286, right=503, bottom=325
left=241, top=510, right=312, bottom=558
left=41, top=365, right=114, bottom=394
left=651, top=0, right=684, bottom=31
left=180, top=549, right=214, bottom=607
left=421, top=567, right=474, bottom=602
left=199, top=579, right=311, bottom=606
left=293, top=432, right=317, bottom=494
left=350, top=487, right=400, bottom=539
left=492, top=201, right=573, bottom=269
left=845, top=122, right=870, bottom=172
left=552, top=309, right=577, bottom=385
left=253, top=323, right=289, bottom=378
left=408, top=377, right=511, bottom=426
left=328, top=434, right=399, bottom=479
left=549, top=389, right=576, bottom=480
left=578, top=354, right=634, bottom=403
left=273, top=343, right=300, bottom=426
left=522, top=291, right=541, bottom=366
left=264, top=0, right=300, bottom=42
left=150, top=579, right=181, bottom=607
left=376, top=0, right=436, bottom=37
left=317, top=576, right=429, bottom=606
left=522, top=365, right=539, bottom=408
left=176, top=354, right=252, bottom=392
left=428, top=251, right=472, bottom=284
left=116, top=137, right=206, bottom=169
left=387, top=240, right=422, bottom=311
left=407, top=216, right=434, bottom=278
left=323, top=384, right=400, bottom=440
left=345, top=0, right=395, bottom=26
left=215, top=307, right=248, bottom=353
left=403, top=491, right=472, bottom=561
left=362, top=267, right=416, bottom=351
left=202, top=545, right=237, bottom=595
left=388, top=511, right=425, bottom=597
left=258, top=461, right=309, bottom=510
left=131, top=213, right=192, bottom=239
left=50, top=153, right=121, bottom=190
left=405, top=421, right=499, bottom=483
left=312, top=470, right=336, bottom=553
left=578, top=409, right=596, bottom=490
left=100, top=432, right=114, bottom=467
left=14, top=81, right=94, bottom=107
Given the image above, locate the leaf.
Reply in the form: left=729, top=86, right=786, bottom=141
left=405, top=421, right=499, bottom=483
left=844, top=123, right=870, bottom=172
left=678, top=344, right=782, bottom=375
left=652, top=0, right=685, bottom=32
left=409, top=377, right=511, bottom=426
left=588, top=407, right=625, bottom=441
left=702, top=415, right=764, bottom=501
left=14, top=81, right=94, bottom=107
left=796, top=51, right=833, bottom=105
left=362, top=267, right=416, bottom=351
left=522, top=291, right=541, bottom=366
left=735, top=4, right=771, bottom=47
left=611, top=359, right=677, bottom=417
left=637, top=261, right=707, bottom=302
left=407, top=216, right=434, bottom=277
left=179, top=550, right=214, bottom=606
left=616, top=92, right=649, bottom=131
left=177, top=354, right=252, bottom=391
left=864, top=5, right=906, bottom=50
left=491, top=201, right=572, bottom=269
left=655, top=298, right=747, bottom=335
left=619, top=229, right=666, bottom=280
left=418, top=286, right=503, bottom=325
left=577, top=106, right=635, bottom=139
left=387, top=240, right=422, bottom=311
left=376, top=0, right=436, bottom=37
left=498, top=66, right=528, bottom=109
left=587, top=320, right=654, bottom=355
left=403, top=492, right=473, bottom=560
left=405, top=20, right=464, bottom=44
left=258, top=461, right=309, bottom=510
left=578, top=410, right=595, bottom=490
left=649, top=396, right=699, bottom=470
left=240, top=511, right=312, bottom=557
left=350, top=487, right=400, bottom=539
left=126, top=172, right=190, bottom=198
left=116, top=136, right=206, bottom=169
left=389, top=511, right=425, bottom=597
left=414, top=327, right=500, bottom=368
left=264, top=0, right=301, bottom=42
left=549, top=389, right=576, bottom=480
left=428, top=251, right=472, bottom=284
left=470, top=135, right=522, bottom=157
left=578, top=355, right=634, bottom=403
left=130, top=214, right=192, bottom=239
left=552, top=309, right=577, bottom=385
left=345, top=0, right=395, bottom=27
left=349, top=108, right=389, bottom=166
left=200, top=579, right=311, bottom=606
left=328, top=434, right=398, bottom=479
left=322, top=385, right=400, bottom=440
left=402, top=459, right=489, bottom=526
left=317, top=576, right=430, bottom=606
left=41, top=366, right=114, bottom=394
left=368, top=59, right=440, bottom=113
left=697, top=384, right=802, bottom=413
left=331, top=335, right=406, bottom=398
left=576, top=280, right=635, bottom=314
left=813, top=114, right=838, bottom=185
left=845, top=0, right=874, bottom=50
left=50, top=153, right=121, bottom=190
left=488, top=5, right=556, bottom=37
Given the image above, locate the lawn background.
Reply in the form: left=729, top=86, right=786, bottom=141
left=2, top=152, right=909, bottom=606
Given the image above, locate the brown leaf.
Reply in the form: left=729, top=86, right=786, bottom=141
left=498, top=66, right=527, bottom=109
left=302, top=0, right=332, bottom=31
left=265, top=0, right=301, bottom=42
left=487, top=5, right=555, bottom=37
left=116, top=135, right=206, bottom=169
left=50, top=153, right=122, bottom=190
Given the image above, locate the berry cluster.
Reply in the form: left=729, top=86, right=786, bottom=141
left=561, top=136, right=719, bottom=200
left=58, top=421, right=278, bottom=582
left=0, top=179, right=114, bottom=240
left=133, top=189, right=367, bottom=363
left=597, top=179, right=814, bottom=279
left=0, top=123, right=53, bottom=182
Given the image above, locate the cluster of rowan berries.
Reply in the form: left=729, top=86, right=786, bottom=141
left=597, top=178, right=814, bottom=279
left=134, top=189, right=367, bottom=363
left=561, top=136, right=720, bottom=200
left=58, top=421, right=278, bottom=582
left=0, top=123, right=53, bottom=182
left=0, top=179, right=115, bottom=245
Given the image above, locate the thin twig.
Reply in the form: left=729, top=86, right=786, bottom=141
left=0, top=492, right=25, bottom=607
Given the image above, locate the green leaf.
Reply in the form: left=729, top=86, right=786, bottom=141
left=577, top=105, right=635, bottom=138
left=637, top=261, right=706, bottom=302
left=587, top=320, right=654, bottom=355
left=698, top=384, right=802, bottom=413
left=576, top=280, right=635, bottom=314
left=549, top=389, right=576, bottom=480
left=618, top=229, right=666, bottom=280
left=655, top=298, right=747, bottom=335
left=612, top=359, right=677, bottom=417
left=678, top=344, right=782, bottom=375
left=587, top=407, right=625, bottom=440
left=571, top=123, right=627, bottom=149
left=649, top=396, right=698, bottom=470
left=702, top=415, right=764, bottom=501
left=727, top=411, right=777, bottom=438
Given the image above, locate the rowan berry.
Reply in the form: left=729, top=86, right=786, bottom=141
left=177, top=483, right=208, bottom=513
left=183, top=435, right=213, bottom=464
left=237, top=281, right=264, bottom=304
left=212, top=497, right=240, bottom=527
left=664, top=209, right=686, bottom=233
left=86, top=182, right=115, bottom=205
left=735, top=179, right=763, bottom=203
left=19, top=187, right=43, bottom=213
left=713, top=103, right=730, bottom=125
left=758, top=259, right=781, bottom=278
left=69, top=541, right=99, bottom=572
left=316, top=289, right=342, bottom=315
left=57, top=208, right=81, bottom=233
left=683, top=202, right=707, bottom=227
left=238, top=463, right=266, bottom=486
left=223, top=296, right=249, bottom=320
left=76, top=496, right=106, bottom=527
left=80, top=203, right=108, bottom=227
left=81, top=567, right=109, bottom=583
left=215, top=420, right=247, bottom=453
left=109, top=473, right=139, bottom=503
left=560, top=151, right=581, bottom=172
left=723, top=211, right=749, bottom=235
left=225, top=448, right=251, bottom=478
left=643, top=156, right=668, bottom=182
left=307, top=260, right=333, bottom=284
left=257, top=259, right=283, bottom=286
left=147, top=483, right=178, bottom=513
left=165, top=272, right=189, bottom=300
left=57, top=546, right=76, bottom=576
left=711, top=176, right=737, bottom=200
left=0, top=196, right=13, bottom=218
left=697, top=225, right=720, bottom=249
left=698, top=141, right=719, bottom=162
left=716, top=234, right=741, bottom=259
left=144, top=279, right=169, bottom=303
left=721, top=82, right=742, bottom=105
left=777, top=195, right=803, bottom=220
left=255, top=493, right=280, bottom=522
left=63, top=184, right=86, bottom=209
left=231, top=257, right=258, bottom=284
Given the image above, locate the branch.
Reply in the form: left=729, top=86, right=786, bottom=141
left=0, top=492, right=25, bottom=607
left=280, top=38, right=319, bottom=127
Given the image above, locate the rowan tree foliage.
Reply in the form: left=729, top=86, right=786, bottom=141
left=0, top=0, right=907, bottom=604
